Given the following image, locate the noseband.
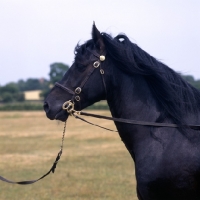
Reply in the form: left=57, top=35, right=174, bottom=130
left=55, top=49, right=106, bottom=112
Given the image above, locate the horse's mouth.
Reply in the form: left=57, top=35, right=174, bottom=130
left=44, top=101, right=70, bottom=122
left=55, top=110, right=69, bottom=122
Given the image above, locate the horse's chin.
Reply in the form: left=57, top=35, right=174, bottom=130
left=55, top=110, right=69, bottom=122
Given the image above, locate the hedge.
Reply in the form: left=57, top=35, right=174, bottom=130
left=0, top=101, right=109, bottom=111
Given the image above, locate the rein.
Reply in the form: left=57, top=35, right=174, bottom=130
left=0, top=121, right=67, bottom=185
left=63, top=101, right=200, bottom=131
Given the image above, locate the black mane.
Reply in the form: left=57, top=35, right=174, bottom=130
left=74, top=40, right=94, bottom=62
left=101, top=33, right=200, bottom=125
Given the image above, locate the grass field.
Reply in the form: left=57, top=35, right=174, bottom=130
left=0, top=111, right=137, bottom=200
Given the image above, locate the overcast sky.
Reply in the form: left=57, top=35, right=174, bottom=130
left=0, top=0, right=199, bottom=85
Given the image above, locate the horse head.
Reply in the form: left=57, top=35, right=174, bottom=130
left=44, top=24, right=108, bottom=121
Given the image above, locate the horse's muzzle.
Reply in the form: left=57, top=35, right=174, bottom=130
left=43, top=101, right=69, bottom=121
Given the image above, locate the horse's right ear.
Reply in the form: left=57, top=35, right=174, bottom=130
left=92, top=23, right=105, bottom=51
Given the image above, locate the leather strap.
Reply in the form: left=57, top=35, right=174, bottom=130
left=0, top=150, right=62, bottom=184
left=55, top=82, right=74, bottom=95
left=79, top=111, right=200, bottom=130
left=75, top=115, right=117, bottom=132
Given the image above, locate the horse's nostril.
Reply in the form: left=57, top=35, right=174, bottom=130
left=43, top=102, right=50, bottom=113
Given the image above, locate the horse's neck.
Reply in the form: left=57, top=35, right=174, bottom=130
left=107, top=72, right=160, bottom=121
left=106, top=71, right=161, bottom=158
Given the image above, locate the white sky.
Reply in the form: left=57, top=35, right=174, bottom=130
left=0, top=0, right=200, bottom=85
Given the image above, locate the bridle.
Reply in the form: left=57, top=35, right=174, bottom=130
left=55, top=50, right=200, bottom=131
left=55, top=49, right=107, bottom=111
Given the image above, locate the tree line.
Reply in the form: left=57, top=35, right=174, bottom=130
left=182, top=75, right=200, bottom=90
left=0, top=63, right=199, bottom=103
left=0, top=63, right=69, bottom=103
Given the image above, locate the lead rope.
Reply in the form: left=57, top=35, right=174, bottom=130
left=60, top=120, right=67, bottom=157
left=0, top=121, right=67, bottom=185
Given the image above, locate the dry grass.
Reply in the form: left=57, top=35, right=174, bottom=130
left=0, top=111, right=137, bottom=200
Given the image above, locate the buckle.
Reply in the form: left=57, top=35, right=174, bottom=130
left=62, top=100, right=75, bottom=115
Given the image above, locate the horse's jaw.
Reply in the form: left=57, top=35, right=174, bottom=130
left=54, top=110, right=69, bottom=122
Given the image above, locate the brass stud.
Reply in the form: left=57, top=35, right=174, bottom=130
left=100, top=69, right=104, bottom=74
left=100, top=55, right=105, bottom=61
left=75, top=96, right=80, bottom=101
left=93, top=61, right=100, bottom=68
left=75, top=87, right=81, bottom=94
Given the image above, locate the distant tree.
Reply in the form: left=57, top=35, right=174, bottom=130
left=0, top=82, right=19, bottom=93
left=17, top=78, right=49, bottom=91
left=25, top=79, right=39, bottom=91
left=0, top=83, right=24, bottom=102
left=17, top=79, right=26, bottom=91
left=182, top=75, right=200, bottom=90
left=40, top=63, right=69, bottom=99
left=182, top=75, right=195, bottom=84
left=1, top=92, right=13, bottom=102
left=40, top=89, right=50, bottom=99
left=14, top=93, right=25, bottom=102
left=38, top=78, right=50, bottom=90
left=49, top=63, right=69, bottom=84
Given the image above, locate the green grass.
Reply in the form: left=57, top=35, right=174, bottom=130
left=0, top=111, right=137, bottom=200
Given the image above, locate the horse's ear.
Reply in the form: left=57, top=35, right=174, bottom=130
left=92, top=23, right=105, bottom=51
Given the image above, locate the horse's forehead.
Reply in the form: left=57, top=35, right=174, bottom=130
left=75, top=48, right=98, bottom=65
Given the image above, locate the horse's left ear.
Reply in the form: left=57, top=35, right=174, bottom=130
left=92, top=23, right=105, bottom=51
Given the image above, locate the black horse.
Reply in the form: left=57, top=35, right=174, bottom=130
left=44, top=24, right=200, bottom=200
